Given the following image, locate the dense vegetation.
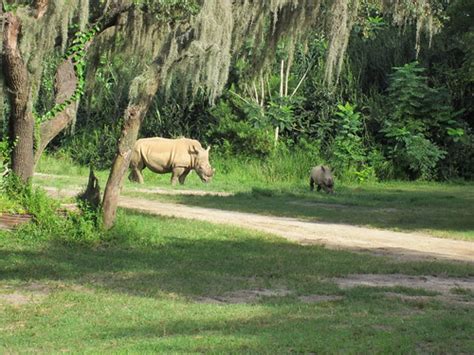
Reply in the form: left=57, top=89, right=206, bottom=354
left=45, top=0, right=473, bottom=183
left=1, top=1, right=472, bottom=183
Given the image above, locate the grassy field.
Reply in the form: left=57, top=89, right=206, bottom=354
left=1, top=210, right=473, bottom=353
left=34, top=154, right=474, bottom=240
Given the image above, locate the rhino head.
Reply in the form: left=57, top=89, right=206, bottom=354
left=321, top=166, right=334, bottom=193
left=194, top=146, right=214, bottom=183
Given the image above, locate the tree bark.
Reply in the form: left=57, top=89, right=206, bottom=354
left=2, top=13, right=34, bottom=182
left=34, top=0, right=49, bottom=19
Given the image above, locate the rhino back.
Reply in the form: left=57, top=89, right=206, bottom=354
left=136, top=138, right=201, bottom=173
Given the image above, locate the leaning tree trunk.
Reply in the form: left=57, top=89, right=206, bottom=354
left=2, top=13, right=34, bottom=182
left=34, top=59, right=79, bottom=166
left=102, top=68, right=160, bottom=229
left=101, top=25, right=194, bottom=229
left=32, top=4, right=132, bottom=166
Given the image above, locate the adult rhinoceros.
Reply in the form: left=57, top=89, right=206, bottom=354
left=129, top=137, right=214, bottom=185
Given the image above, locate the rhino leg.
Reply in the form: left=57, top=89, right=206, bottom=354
left=129, top=152, right=145, bottom=183
left=310, top=177, right=315, bottom=191
left=317, top=184, right=322, bottom=192
left=178, top=169, right=191, bottom=185
left=171, top=167, right=186, bottom=185
left=129, top=167, right=144, bottom=184
left=129, top=160, right=144, bottom=183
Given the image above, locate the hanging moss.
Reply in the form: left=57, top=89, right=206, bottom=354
left=324, top=0, right=360, bottom=85
left=157, top=0, right=324, bottom=103
left=11, top=0, right=90, bottom=102
left=382, top=0, right=443, bottom=58
left=3, top=0, right=446, bottom=118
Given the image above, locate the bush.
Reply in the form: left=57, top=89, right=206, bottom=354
left=63, top=124, right=120, bottom=169
left=206, top=100, right=275, bottom=158
left=2, top=174, right=103, bottom=246
left=381, top=62, right=463, bottom=180
left=330, top=102, right=376, bottom=183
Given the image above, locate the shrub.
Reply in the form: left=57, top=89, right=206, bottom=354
left=2, top=174, right=103, bottom=246
left=330, top=102, right=375, bottom=182
left=63, top=124, right=120, bottom=169
left=206, top=100, right=275, bottom=158
left=381, top=62, right=464, bottom=180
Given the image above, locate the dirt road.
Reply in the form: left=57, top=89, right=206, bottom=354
left=43, top=186, right=474, bottom=263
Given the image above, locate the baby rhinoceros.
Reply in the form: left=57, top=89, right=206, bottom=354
left=310, top=165, right=335, bottom=193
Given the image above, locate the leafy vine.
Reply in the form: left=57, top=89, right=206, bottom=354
left=34, top=25, right=100, bottom=123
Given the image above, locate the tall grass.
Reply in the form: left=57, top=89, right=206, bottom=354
left=209, top=147, right=322, bottom=191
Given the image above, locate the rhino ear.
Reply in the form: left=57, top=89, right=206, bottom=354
left=206, top=145, right=211, bottom=152
left=321, top=166, right=326, bottom=173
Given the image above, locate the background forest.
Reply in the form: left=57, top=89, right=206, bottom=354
left=1, top=0, right=473, bottom=185
left=7, top=1, right=473, bottom=179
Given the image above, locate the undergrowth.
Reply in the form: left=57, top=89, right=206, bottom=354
left=1, top=174, right=102, bottom=246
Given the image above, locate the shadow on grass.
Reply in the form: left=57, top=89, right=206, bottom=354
left=138, top=184, right=474, bottom=236
left=1, top=210, right=473, bottom=353
left=1, top=211, right=472, bottom=300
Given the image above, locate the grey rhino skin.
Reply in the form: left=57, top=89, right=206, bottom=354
left=129, top=137, right=214, bottom=185
left=310, top=165, right=334, bottom=193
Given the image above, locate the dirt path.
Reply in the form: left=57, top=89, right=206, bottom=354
left=42, top=186, right=474, bottom=263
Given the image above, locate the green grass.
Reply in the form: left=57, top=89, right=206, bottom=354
left=0, top=194, right=26, bottom=214
left=1, top=210, right=473, bottom=353
left=127, top=181, right=474, bottom=240
left=34, top=154, right=474, bottom=240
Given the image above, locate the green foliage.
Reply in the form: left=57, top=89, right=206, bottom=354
left=206, top=99, right=275, bottom=158
left=64, top=124, right=121, bottom=169
left=141, top=92, right=213, bottom=140
left=34, top=25, right=100, bottom=123
left=331, top=102, right=375, bottom=183
left=40, top=1, right=472, bottom=183
left=1, top=174, right=102, bottom=246
left=380, top=62, right=468, bottom=179
left=0, top=138, right=11, bottom=189
left=59, top=52, right=139, bottom=168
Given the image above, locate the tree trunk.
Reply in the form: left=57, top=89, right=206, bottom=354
left=34, top=59, right=78, bottom=166
left=2, top=13, right=34, bottom=182
left=101, top=24, right=197, bottom=229
left=102, top=71, right=160, bottom=229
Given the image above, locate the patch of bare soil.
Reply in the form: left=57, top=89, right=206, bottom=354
left=129, top=186, right=233, bottom=197
left=333, top=274, right=474, bottom=305
left=0, top=281, right=96, bottom=307
left=195, top=288, right=343, bottom=304
left=41, top=185, right=474, bottom=263
left=298, top=295, right=344, bottom=303
left=195, top=288, right=292, bottom=304
left=0, top=283, right=50, bottom=307
left=289, top=200, right=398, bottom=213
